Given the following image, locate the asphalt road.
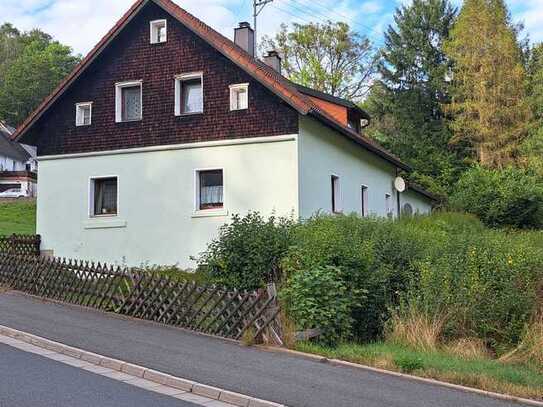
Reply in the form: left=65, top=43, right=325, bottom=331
left=0, top=292, right=525, bottom=407
left=0, top=343, right=199, bottom=407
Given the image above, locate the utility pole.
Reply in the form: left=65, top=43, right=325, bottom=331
left=253, top=0, right=273, bottom=56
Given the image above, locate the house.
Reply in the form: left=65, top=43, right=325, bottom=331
left=0, top=121, right=37, bottom=198
left=11, top=0, right=435, bottom=267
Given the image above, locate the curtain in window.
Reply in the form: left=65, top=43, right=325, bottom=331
left=122, top=86, right=141, bottom=121
left=182, top=79, right=203, bottom=113
left=199, top=170, right=223, bottom=208
left=95, top=178, right=117, bottom=215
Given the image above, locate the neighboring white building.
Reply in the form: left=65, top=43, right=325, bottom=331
left=13, top=0, right=434, bottom=267
left=0, top=121, right=37, bottom=198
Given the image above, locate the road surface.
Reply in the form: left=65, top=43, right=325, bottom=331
left=0, top=291, right=526, bottom=407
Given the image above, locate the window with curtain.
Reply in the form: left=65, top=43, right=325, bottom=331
left=180, top=77, right=203, bottom=114
left=122, top=86, right=141, bottom=121
left=93, top=177, right=118, bottom=216
left=199, top=170, right=223, bottom=210
left=229, top=83, right=248, bottom=110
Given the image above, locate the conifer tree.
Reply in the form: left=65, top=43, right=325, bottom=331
left=364, top=0, right=461, bottom=196
left=444, top=0, right=531, bottom=168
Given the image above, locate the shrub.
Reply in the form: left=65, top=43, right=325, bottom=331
left=280, top=266, right=359, bottom=345
left=450, top=166, right=543, bottom=229
left=195, top=212, right=294, bottom=290
left=393, top=354, right=424, bottom=373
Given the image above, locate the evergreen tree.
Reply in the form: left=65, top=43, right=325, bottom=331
left=364, top=0, right=461, bottom=197
left=444, top=0, right=531, bottom=168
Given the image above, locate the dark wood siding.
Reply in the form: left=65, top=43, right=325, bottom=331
left=22, top=1, right=298, bottom=156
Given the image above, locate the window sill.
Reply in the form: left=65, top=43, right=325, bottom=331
left=83, top=218, right=127, bottom=229
left=192, top=209, right=228, bottom=218
left=176, top=112, right=204, bottom=117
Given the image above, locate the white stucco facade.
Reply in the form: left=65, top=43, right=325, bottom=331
left=297, top=116, right=433, bottom=219
left=37, top=136, right=299, bottom=268
left=37, top=126, right=433, bottom=268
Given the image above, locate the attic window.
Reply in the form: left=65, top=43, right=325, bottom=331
left=229, top=83, right=249, bottom=110
left=175, top=73, right=203, bottom=115
left=150, top=19, right=167, bottom=44
left=75, top=102, right=92, bottom=126
left=115, top=81, right=142, bottom=122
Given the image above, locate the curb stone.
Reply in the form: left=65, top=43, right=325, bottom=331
left=0, top=324, right=286, bottom=407
left=257, top=345, right=543, bottom=407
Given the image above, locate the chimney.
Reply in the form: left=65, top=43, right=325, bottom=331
left=234, top=22, right=255, bottom=57
left=263, top=50, right=281, bottom=74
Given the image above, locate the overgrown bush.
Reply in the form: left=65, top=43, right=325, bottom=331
left=280, top=266, right=359, bottom=345
left=197, top=211, right=543, bottom=354
left=195, top=212, right=294, bottom=290
left=450, top=166, right=543, bottom=229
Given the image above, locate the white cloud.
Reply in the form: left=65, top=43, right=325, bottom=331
left=360, top=1, right=382, bottom=14
left=2, top=0, right=240, bottom=55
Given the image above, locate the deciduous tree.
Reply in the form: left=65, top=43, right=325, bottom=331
left=260, top=21, right=376, bottom=100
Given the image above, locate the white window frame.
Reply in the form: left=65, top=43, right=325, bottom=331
left=175, top=72, right=204, bottom=116
left=115, top=80, right=143, bottom=123
left=331, top=174, right=341, bottom=214
left=229, top=83, right=249, bottom=111
left=75, top=102, right=92, bottom=126
left=385, top=193, right=393, bottom=218
left=150, top=19, right=167, bottom=44
left=89, top=175, right=119, bottom=218
left=361, top=184, right=368, bottom=217
left=193, top=167, right=226, bottom=217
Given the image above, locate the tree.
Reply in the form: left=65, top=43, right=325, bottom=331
left=444, top=0, right=531, bottom=168
left=260, top=21, right=375, bottom=100
left=364, top=0, right=462, bottom=197
left=0, top=24, right=80, bottom=126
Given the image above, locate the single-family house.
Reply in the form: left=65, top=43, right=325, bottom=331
left=11, top=0, right=435, bottom=267
left=0, top=121, right=37, bottom=197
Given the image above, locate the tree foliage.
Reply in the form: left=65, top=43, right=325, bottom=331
left=260, top=21, right=376, bottom=100
left=444, top=0, right=531, bottom=168
left=0, top=23, right=80, bottom=126
left=364, top=0, right=462, bottom=197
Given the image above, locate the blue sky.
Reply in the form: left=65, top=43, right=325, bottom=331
left=3, top=0, right=543, bottom=56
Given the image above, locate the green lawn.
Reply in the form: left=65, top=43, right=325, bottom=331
left=296, top=341, right=543, bottom=400
left=0, top=199, right=36, bottom=235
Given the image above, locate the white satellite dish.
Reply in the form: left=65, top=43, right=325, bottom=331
left=394, top=176, right=406, bottom=192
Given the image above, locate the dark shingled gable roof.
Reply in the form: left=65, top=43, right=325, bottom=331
left=0, top=121, right=30, bottom=163
left=11, top=0, right=411, bottom=171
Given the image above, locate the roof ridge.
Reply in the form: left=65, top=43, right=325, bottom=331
left=12, top=0, right=409, bottom=171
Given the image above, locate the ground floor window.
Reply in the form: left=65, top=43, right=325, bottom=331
left=197, top=169, right=223, bottom=210
left=331, top=175, right=341, bottom=213
left=91, top=177, right=118, bottom=216
left=361, top=185, right=368, bottom=216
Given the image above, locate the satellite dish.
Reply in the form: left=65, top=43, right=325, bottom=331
left=394, top=176, right=406, bottom=192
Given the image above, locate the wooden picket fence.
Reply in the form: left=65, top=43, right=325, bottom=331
left=0, top=253, right=283, bottom=344
left=0, top=235, right=41, bottom=256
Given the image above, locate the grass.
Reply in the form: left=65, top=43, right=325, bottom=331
left=0, top=199, right=36, bottom=235
left=295, top=341, right=543, bottom=400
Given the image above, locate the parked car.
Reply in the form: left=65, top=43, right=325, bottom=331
left=0, top=188, right=25, bottom=198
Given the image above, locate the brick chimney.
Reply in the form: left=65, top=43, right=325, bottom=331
left=234, top=22, right=255, bottom=57
left=263, top=50, right=281, bottom=74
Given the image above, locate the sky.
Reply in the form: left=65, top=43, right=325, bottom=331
left=2, top=0, right=543, bottom=57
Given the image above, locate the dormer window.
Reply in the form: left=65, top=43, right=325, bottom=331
left=150, top=20, right=167, bottom=44
left=75, top=102, right=92, bottom=126
left=229, top=83, right=249, bottom=111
